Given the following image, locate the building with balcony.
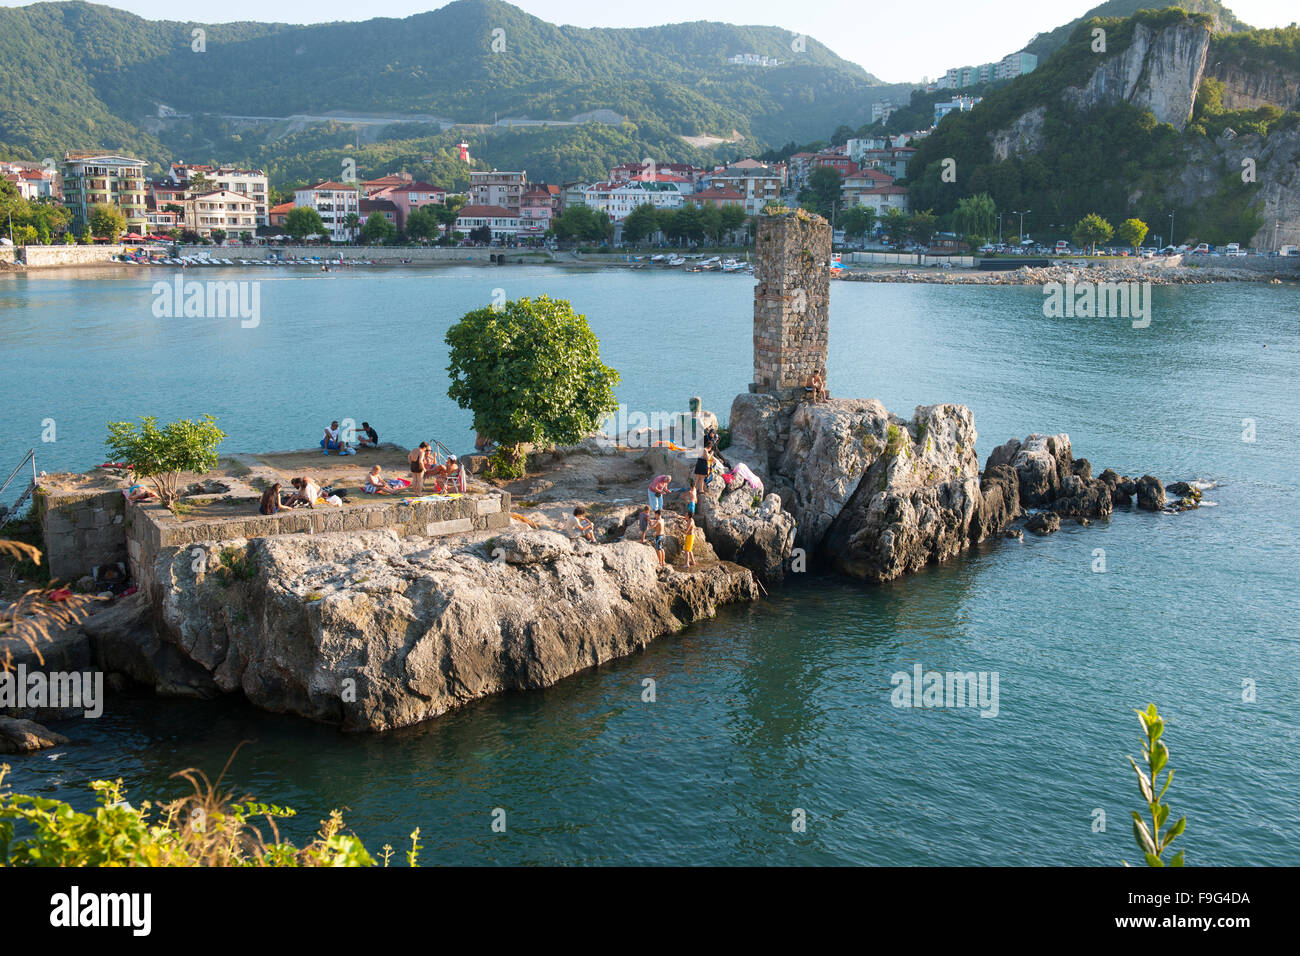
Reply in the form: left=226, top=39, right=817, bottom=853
left=455, top=204, right=520, bottom=241
left=293, top=182, right=361, bottom=242
left=168, top=164, right=270, bottom=226
left=367, top=181, right=446, bottom=230
left=469, top=171, right=527, bottom=215
left=60, top=153, right=148, bottom=233
left=184, top=189, right=259, bottom=238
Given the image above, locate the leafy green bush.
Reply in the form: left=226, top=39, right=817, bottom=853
left=0, top=763, right=382, bottom=867
left=105, top=415, right=226, bottom=506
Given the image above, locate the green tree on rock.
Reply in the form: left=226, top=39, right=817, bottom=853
left=1118, top=217, right=1149, bottom=251
left=1073, top=213, right=1114, bottom=255
left=104, top=414, right=226, bottom=506
left=445, top=296, right=620, bottom=478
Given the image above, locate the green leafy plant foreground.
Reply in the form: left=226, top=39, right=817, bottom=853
left=1125, top=703, right=1187, bottom=867
left=0, top=762, right=422, bottom=867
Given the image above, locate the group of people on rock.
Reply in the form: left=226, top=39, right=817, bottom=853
left=320, top=420, right=381, bottom=456
left=406, top=442, right=465, bottom=495
left=259, top=476, right=342, bottom=514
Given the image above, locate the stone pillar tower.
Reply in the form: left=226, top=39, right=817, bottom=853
left=751, top=210, right=830, bottom=400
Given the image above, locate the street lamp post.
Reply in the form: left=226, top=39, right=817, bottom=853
left=1012, top=209, right=1029, bottom=244
left=997, top=213, right=1003, bottom=244
left=1168, top=212, right=1175, bottom=250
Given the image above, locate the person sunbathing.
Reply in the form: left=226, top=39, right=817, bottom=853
left=364, top=466, right=410, bottom=494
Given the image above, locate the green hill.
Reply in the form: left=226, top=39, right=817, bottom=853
left=0, top=0, right=912, bottom=183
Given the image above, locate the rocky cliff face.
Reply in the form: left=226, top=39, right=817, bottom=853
left=1061, top=21, right=1211, bottom=130
left=143, top=528, right=757, bottom=731
left=1206, top=61, right=1300, bottom=112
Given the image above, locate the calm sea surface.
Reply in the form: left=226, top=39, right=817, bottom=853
left=1, top=265, right=1297, bottom=865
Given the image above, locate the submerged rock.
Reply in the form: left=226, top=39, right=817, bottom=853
left=0, top=716, right=68, bottom=753
left=1026, top=512, right=1062, bottom=535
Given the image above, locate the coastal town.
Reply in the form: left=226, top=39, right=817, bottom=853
left=0, top=0, right=1297, bottom=903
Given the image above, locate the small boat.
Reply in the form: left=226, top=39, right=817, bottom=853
left=667, top=255, right=686, bottom=266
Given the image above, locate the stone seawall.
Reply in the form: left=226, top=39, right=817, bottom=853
left=126, top=491, right=511, bottom=600
left=37, top=487, right=128, bottom=581
left=20, top=245, right=127, bottom=268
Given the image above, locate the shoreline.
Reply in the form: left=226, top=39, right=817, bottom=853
left=5, top=250, right=1297, bottom=284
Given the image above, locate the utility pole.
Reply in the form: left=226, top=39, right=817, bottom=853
left=1168, top=212, right=1175, bottom=249
left=997, top=213, right=1003, bottom=244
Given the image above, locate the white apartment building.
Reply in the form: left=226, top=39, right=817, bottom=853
left=579, top=181, right=684, bottom=221
left=170, top=164, right=270, bottom=225
left=293, top=182, right=361, bottom=242
left=184, top=189, right=258, bottom=238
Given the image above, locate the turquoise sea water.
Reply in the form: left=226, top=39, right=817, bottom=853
left=2, top=265, right=1297, bottom=865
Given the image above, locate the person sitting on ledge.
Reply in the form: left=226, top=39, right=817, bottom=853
left=803, top=370, right=826, bottom=404
left=259, top=482, right=284, bottom=515
left=357, top=421, right=379, bottom=449
left=287, top=476, right=321, bottom=507
left=321, top=421, right=355, bottom=456
left=567, top=506, right=596, bottom=542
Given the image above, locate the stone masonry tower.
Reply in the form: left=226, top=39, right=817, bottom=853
left=751, top=210, right=830, bottom=401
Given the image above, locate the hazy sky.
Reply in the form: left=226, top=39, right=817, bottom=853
left=3, top=0, right=1296, bottom=81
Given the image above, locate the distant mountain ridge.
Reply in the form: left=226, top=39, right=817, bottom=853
left=0, top=0, right=911, bottom=174
left=1022, top=0, right=1250, bottom=60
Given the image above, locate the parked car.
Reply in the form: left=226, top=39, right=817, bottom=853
left=1192, top=243, right=1211, bottom=254
left=1054, top=240, right=1071, bottom=255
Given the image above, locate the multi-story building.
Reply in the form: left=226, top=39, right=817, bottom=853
left=268, top=201, right=294, bottom=229
left=845, top=138, right=888, bottom=165
left=934, top=96, right=981, bottom=126
left=852, top=185, right=910, bottom=216
left=580, top=181, right=685, bottom=221
left=469, top=171, right=527, bottom=215
left=145, top=208, right=179, bottom=234
left=942, top=50, right=1036, bottom=91
left=184, top=189, right=259, bottom=238
left=359, top=198, right=400, bottom=231
left=361, top=172, right=413, bottom=196
left=609, top=161, right=704, bottom=190
left=519, top=186, right=555, bottom=237
left=690, top=186, right=746, bottom=209
left=169, top=163, right=269, bottom=226
left=560, top=182, right=590, bottom=213
left=698, top=163, right=785, bottom=215
left=1, top=163, right=60, bottom=201
left=857, top=147, right=917, bottom=181
left=840, top=168, right=896, bottom=206
left=60, top=152, right=148, bottom=233
left=368, top=181, right=446, bottom=230
left=293, top=182, right=361, bottom=242
left=455, top=204, right=520, bottom=241
left=871, top=100, right=896, bottom=124
left=809, top=151, right=860, bottom=181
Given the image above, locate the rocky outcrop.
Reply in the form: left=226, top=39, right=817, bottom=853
left=1206, top=60, right=1300, bottom=112
left=147, top=528, right=758, bottom=731
left=1136, top=475, right=1166, bottom=511
left=730, top=390, right=1184, bottom=583
left=1062, top=20, right=1211, bottom=130
left=698, top=488, right=796, bottom=585
left=0, top=716, right=68, bottom=754
left=990, top=105, right=1046, bottom=162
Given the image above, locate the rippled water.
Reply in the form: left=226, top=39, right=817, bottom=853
left=2, top=266, right=1297, bottom=865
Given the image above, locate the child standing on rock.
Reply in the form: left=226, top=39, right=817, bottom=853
left=679, top=515, right=697, bottom=569
left=637, top=504, right=651, bottom=543
left=652, top=510, right=667, bottom=567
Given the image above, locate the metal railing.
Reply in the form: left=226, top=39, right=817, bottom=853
left=0, top=448, right=37, bottom=520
